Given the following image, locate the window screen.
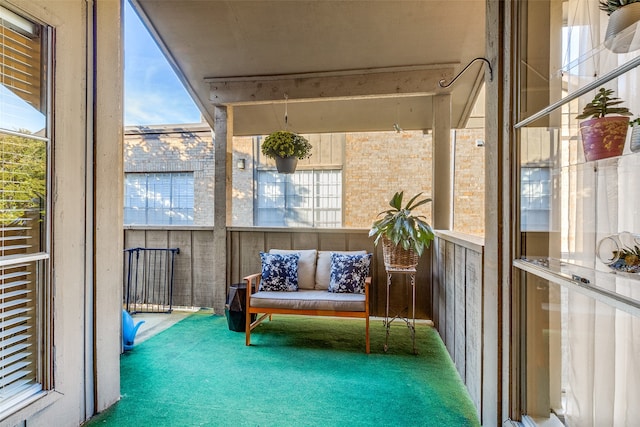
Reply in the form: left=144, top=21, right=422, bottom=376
left=521, top=167, right=551, bottom=231
left=255, top=170, right=342, bottom=227
left=124, top=172, right=194, bottom=225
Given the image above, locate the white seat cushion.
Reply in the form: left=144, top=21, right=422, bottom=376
left=315, top=250, right=366, bottom=290
left=249, top=290, right=366, bottom=312
left=270, top=249, right=318, bottom=290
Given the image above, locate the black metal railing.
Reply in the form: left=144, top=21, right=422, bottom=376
left=123, top=247, right=180, bottom=313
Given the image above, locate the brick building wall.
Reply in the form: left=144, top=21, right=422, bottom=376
left=344, top=131, right=433, bottom=229
left=453, top=129, right=485, bottom=236
left=124, top=125, right=484, bottom=236
left=232, top=136, right=254, bottom=226
left=124, top=125, right=214, bottom=225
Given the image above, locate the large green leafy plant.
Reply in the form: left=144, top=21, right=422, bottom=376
left=369, top=191, right=435, bottom=256
left=576, top=88, right=632, bottom=119
left=599, top=0, right=640, bottom=15
left=261, top=130, right=312, bottom=159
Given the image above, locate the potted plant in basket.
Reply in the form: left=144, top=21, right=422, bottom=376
left=261, top=130, right=312, bottom=174
left=369, top=191, right=435, bottom=270
left=576, top=87, right=632, bottom=161
left=599, top=0, right=640, bottom=52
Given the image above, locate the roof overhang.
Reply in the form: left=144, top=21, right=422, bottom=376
left=132, top=0, right=486, bottom=135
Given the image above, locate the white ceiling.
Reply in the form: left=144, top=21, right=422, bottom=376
left=132, top=0, right=487, bottom=136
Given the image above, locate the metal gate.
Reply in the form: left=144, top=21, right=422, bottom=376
left=123, top=247, right=180, bottom=313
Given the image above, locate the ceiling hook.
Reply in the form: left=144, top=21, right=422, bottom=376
left=438, top=57, right=493, bottom=88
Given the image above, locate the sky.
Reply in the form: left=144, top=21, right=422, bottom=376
left=124, top=0, right=202, bottom=126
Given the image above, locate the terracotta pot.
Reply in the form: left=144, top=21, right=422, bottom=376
left=275, top=156, right=298, bottom=174
left=579, top=116, right=629, bottom=161
left=604, top=3, right=640, bottom=53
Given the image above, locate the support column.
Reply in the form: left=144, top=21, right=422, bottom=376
left=432, top=93, right=453, bottom=230
left=212, top=105, right=233, bottom=314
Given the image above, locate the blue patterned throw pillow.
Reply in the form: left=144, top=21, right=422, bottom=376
left=259, top=252, right=300, bottom=291
left=328, top=252, right=372, bottom=294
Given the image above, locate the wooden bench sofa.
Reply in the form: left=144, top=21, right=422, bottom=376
left=243, top=249, right=372, bottom=353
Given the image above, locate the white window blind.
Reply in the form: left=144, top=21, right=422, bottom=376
left=124, top=172, right=194, bottom=225
left=255, top=170, right=342, bottom=228
left=0, top=6, right=45, bottom=134
left=0, top=134, right=47, bottom=412
left=0, top=5, right=48, bottom=415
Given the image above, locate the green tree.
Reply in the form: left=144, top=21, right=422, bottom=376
left=0, top=132, right=46, bottom=225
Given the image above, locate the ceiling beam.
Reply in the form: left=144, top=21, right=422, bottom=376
left=206, top=64, right=456, bottom=105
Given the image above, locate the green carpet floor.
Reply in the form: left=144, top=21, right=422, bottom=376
left=86, top=312, right=480, bottom=427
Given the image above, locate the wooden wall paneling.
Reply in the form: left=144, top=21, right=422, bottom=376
left=192, top=230, right=215, bottom=308
left=144, top=230, right=169, bottom=248
left=228, top=230, right=240, bottom=284
left=444, top=240, right=456, bottom=356
left=465, top=248, right=483, bottom=417
left=346, top=232, right=373, bottom=252
left=431, top=238, right=441, bottom=329
left=265, top=232, right=291, bottom=250
left=292, top=232, right=318, bottom=249
left=168, top=230, right=193, bottom=307
left=438, top=238, right=447, bottom=342
left=124, top=229, right=146, bottom=249
left=238, top=231, right=264, bottom=280
left=454, top=245, right=467, bottom=380
left=415, top=248, right=432, bottom=319
left=372, top=243, right=387, bottom=315
left=317, top=232, right=349, bottom=250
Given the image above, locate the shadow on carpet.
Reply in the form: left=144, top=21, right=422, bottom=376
left=86, top=313, right=480, bottom=427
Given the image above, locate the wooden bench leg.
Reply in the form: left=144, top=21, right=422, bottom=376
left=366, top=316, right=370, bottom=354
left=246, top=309, right=251, bottom=346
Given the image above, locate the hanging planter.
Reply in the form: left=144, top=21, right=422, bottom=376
left=576, top=88, right=632, bottom=161
left=274, top=156, right=299, bottom=174
left=601, top=1, right=640, bottom=53
left=261, top=130, right=312, bottom=174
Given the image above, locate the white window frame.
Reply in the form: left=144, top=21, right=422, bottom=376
left=0, top=7, right=52, bottom=417
left=255, top=169, right=342, bottom=228
left=124, top=172, right=194, bottom=226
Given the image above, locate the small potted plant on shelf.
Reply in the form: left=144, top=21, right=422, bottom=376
left=599, top=0, right=640, bottom=52
left=369, top=191, right=435, bottom=270
left=261, top=130, right=312, bottom=174
left=576, top=87, right=632, bottom=161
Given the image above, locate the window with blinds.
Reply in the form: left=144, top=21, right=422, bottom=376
left=0, top=5, right=50, bottom=416
left=124, top=172, right=194, bottom=225
left=255, top=169, right=342, bottom=228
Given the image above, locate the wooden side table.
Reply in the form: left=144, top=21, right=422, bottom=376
left=384, top=267, right=417, bottom=354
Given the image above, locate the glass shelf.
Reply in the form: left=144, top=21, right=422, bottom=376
left=514, top=257, right=640, bottom=316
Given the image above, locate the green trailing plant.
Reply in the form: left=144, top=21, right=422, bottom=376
left=261, top=130, right=312, bottom=159
left=599, top=0, right=640, bottom=16
left=629, top=117, right=640, bottom=127
left=369, top=191, right=435, bottom=256
left=576, top=88, right=632, bottom=120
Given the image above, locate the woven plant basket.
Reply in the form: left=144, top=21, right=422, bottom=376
left=382, top=236, right=419, bottom=269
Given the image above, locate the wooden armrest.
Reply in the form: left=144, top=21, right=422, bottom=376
left=243, top=272, right=261, bottom=288
left=243, top=273, right=261, bottom=311
left=364, top=277, right=371, bottom=312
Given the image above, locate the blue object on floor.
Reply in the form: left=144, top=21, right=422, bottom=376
left=122, top=309, right=145, bottom=351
